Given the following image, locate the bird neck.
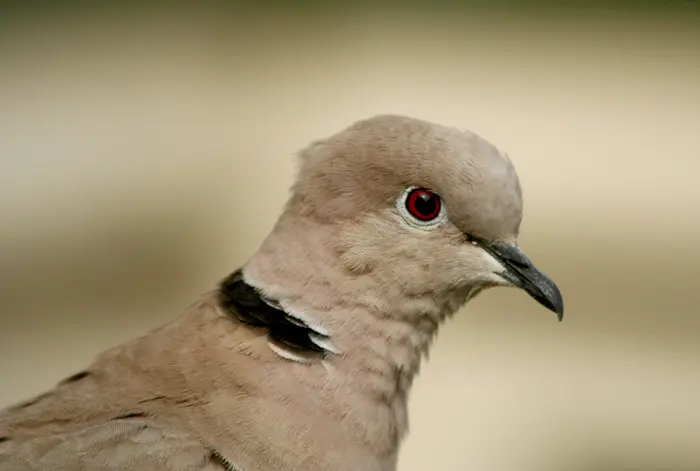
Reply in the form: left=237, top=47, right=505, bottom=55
left=239, top=212, right=472, bottom=449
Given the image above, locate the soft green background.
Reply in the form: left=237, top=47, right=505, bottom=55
left=1, top=3, right=699, bottom=470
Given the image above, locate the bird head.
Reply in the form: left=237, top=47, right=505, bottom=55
left=280, top=114, right=563, bottom=321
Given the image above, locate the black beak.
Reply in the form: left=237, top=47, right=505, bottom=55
left=476, top=239, right=564, bottom=321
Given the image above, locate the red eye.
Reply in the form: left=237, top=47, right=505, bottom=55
left=405, top=188, right=442, bottom=221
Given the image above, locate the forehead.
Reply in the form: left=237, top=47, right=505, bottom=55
left=297, top=115, right=524, bottom=241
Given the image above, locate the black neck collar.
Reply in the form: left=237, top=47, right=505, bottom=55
left=218, top=269, right=329, bottom=355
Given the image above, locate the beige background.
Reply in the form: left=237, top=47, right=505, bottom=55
left=1, top=5, right=699, bottom=471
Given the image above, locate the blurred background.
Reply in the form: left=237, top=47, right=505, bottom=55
left=1, top=1, right=699, bottom=470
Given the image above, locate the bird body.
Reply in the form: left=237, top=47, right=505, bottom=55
left=0, top=115, right=563, bottom=470
left=0, top=289, right=396, bottom=471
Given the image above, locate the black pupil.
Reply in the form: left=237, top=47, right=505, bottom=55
left=411, top=190, right=438, bottom=219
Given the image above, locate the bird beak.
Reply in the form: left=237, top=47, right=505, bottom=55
left=476, top=240, right=564, bottom=321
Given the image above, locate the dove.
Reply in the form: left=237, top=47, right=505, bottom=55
left=0, top=114, right=563, bottom=471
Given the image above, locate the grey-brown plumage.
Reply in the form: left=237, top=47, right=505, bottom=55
left=0, top=418, right=226, bottom=471
left=0, top=115, right=563, bottom=471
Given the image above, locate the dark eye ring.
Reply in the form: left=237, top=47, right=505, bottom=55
left=397, top=186, right=447, bottom=228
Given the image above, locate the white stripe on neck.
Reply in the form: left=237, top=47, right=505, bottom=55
left=241, top=269, right=342, bottom=360
left=241, top=270, right=331, bottom=337
left=267, top=340, right=316, bottom=364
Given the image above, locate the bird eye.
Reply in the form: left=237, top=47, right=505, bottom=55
left=397, top=187, right=447, bottom=228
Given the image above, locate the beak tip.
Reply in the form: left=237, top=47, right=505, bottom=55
left=526, top=274, right=564, bottom=322
left=547, top=287, right=564, bottom=322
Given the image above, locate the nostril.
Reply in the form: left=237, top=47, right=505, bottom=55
left=464, top=233, right=481, bottom=247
